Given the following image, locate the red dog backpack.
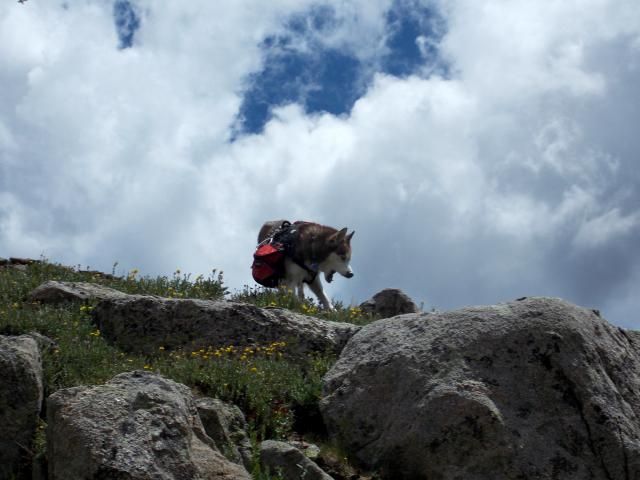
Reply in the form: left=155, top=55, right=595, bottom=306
left=251, top=242, right=286, bottom=288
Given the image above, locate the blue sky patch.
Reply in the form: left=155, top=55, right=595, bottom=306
left=113, top=0, right=140, bottom=49
left=234, top=1, right=447, bottom=136
left=382, top=0, right=447, bottom=77
left=235, top=6, right=363, bottom=136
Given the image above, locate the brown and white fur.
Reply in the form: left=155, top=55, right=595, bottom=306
left=257, top=220, right=355, bottom=310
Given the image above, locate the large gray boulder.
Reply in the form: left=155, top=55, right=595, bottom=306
left=320, top=297, right=640, bottom=479
left=30, top=280, right=130, bottom=303
left=47, top=370, right=251, bottom=480
left=359, top=288, right=419, bottom=318
left=0, top=335, right=44, bottom=479
left=92, top=295, right=359, bottom=358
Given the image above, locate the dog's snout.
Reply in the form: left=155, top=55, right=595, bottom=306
left=345, top=271, right=354, bottom=278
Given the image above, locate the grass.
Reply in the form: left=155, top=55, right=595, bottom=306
left=0, top=259, right=377, bottom=479
left=230, top=284, right=375, bottom=325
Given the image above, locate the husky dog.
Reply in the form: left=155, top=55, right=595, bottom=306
left=257, top=220, right=355, bottom=310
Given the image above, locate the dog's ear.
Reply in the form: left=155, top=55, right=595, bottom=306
left=347, top=231, right=355, bottom=243
left=329, top=228, right=348, bottom=246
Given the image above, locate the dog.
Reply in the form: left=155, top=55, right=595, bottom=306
left=257, top=220, right=355, bottom=310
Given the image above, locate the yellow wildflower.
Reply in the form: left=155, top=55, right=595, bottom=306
left=127, top=268, right=140, bottom=280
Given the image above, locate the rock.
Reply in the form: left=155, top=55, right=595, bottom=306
left=321, top=297, right=640, bottom=480
left=32, top=454, right=47, bottom=480
left=196, top=397, right=253, bottom=470
left=30, top=280, right=131, bottom=304
left=93, top=295, right=359, bottom=358
left=83, top=269, right=117, bottom=280
left=47, top=370, right=251, bottom=480
left=0, top=257, right=40, bottom=272
left=260, top=440, right=334, bottom=480
left=0, top=257, right=42, bottom=272
left=315, top=451, right=363, bottom=480
left=288, top=440, right=321, bottom=459
left=0, top=335, right=44, bottom=479
left=9, top=257, right=39, bottom=265
left=26, top=331, right=58, bottom=354
left=359, top=288, right=419, bottom=318
left=624, top=329, right=640, bottom=357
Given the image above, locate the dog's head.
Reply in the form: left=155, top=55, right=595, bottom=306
left=323, top=228, right=355, bottom=283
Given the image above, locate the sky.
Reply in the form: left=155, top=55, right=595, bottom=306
left=1, top=0, right=639, bottom=328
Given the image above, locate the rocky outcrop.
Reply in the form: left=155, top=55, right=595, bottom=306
left=196, top=397, right=253, bottom=471
left=27, top=280, right=360, bottom=358
left=260, top=440, right=334, bottom=480
left=47, top=370, right=251, bottom=480
left=0, top=257, right=40, bottom=273
left=359, top=288, right=419, bottom=318
left=30, top=280, right=130, bottom=303
left=92, top=295, right=360, bottom=358
left=288, top=440, right=321, bottom=460
left=0, top=257, right=38, bottom=266
left=321, top=297, right=640, bottom=479
left=0, top=335, right=44, bottom=479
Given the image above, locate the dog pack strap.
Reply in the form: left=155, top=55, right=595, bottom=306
left=289, top=255, right=318, bottom=284
left=269, top=220, right=318, bottom=283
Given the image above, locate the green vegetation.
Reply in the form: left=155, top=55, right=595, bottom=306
left=0, top=259, right=376, bottom=478
left=231, top=284, right=375, bottom=325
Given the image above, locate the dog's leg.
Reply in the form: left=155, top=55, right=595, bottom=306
left=308, top=276, right=334, bottom=311
left=297, top=284, right=305, bottom=303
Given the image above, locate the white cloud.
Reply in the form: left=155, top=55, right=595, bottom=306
left=439, top=0, right=639, bottom=99
left=1, top=0, right=640, bottom=326
left=0, top=120, right=17, bottom=155
left=573, top=209, right=640, bottom=249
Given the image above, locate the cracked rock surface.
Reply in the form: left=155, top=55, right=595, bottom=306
left=0, top=335, right=44, bottom=478
left=260, top=440, right=333, bottom=480
left=47, top=371, right=251, bottom=480
left=321, top=297, right=640, bottom=480
left=92, top=295, right=359, bottom=359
